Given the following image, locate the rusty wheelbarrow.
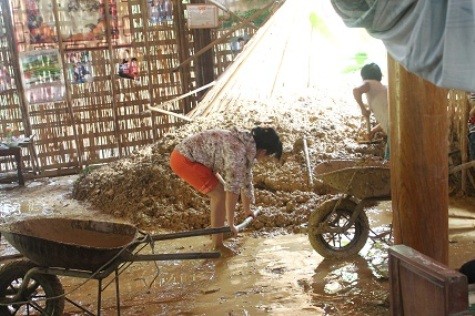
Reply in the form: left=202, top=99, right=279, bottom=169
left=307, top=160, right=391, bottom=258
left=0, top=215, right=255, bottom=315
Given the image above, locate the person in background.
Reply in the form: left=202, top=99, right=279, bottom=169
left=128, top=58, right=139, bottom=80
left=237, top=37, right=246, bottom=51
left=73, top=62, right=90, bottom=83
left=468, top=93, right=475, bottom=161
left=169, top=127, right=283, bottom=254
left=353, top=62, right=390, bottom=160
left=163, top=0, right=172, bottom=20
left=149, top=0, right=163, bottom=24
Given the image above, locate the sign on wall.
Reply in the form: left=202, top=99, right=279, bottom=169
left=22, top=0, right=119, bottom=44
left=19, top=49, right=65, bottom=104
left=66, top=51, right=93, bottom=84
left=186, top=4, right=219, bottom=29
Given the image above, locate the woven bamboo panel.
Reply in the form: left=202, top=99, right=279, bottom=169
left=213, top=27, right=255, bottom=76
left=69, top=73, right=117, bottom=165
left=124, top=0, right=185, bottom=151
left=446, top=90, right=474, bottom=193
left=0, top=0, right=38, bottom=176
left=447, top=90, right=469, bottom=157
left=0, top=0, right=269, bottom=178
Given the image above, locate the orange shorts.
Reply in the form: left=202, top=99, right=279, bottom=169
left=170, top=150, right=219, bottom=194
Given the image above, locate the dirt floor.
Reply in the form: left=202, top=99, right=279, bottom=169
left=1, top=88, right=475, bottom=315
left=0, top=9, right=474, bottom=310
left=1, top=71, right=475, bottom=316
left=1, top=2, right=474, bottom=315
left=0, top=177, right=475, bottom=316
left=0, top=176, right=391, bottom=316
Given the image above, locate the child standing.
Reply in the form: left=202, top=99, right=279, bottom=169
left=353, top=63, right=390, bottom=159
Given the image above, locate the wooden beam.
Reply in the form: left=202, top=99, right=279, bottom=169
left=388, top=56, right=449, bottom=264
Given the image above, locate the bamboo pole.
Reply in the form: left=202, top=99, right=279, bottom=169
left=302, top=135, right=313, bottom=186
left=461, top=93, right=469, bottom=192
left=146, top=107, right=193, bottom=122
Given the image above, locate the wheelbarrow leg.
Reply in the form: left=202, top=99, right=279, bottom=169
left=97, top=279, right=102, bottom=316
left=96, top=273, right=121, bottom=316
left=115, top=269, right=121, bottom=316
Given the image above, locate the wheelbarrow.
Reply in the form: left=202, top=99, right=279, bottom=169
left=0, top=215, right=257, bottom=315
left=307, top=160, right=391, bottom=258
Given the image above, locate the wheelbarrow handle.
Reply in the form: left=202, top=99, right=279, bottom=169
left=128, top=252, right=221, bottom=262
left=149, top=226, right=231, bottom=241
left=147, top=208, right=262, bottom=241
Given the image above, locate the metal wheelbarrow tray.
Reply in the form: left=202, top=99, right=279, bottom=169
left=0, top=217, right=138, bottom=271
left=316, top=161, right=391, bottom=199
left=0, top=216, right=239, bottom=315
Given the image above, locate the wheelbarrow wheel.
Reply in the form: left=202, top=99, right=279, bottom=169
left=308, top=197, right=369, bottom=258
left=0, top=259, right=64, bottom=316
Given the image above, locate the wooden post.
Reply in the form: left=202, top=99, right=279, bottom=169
left=388, top=56, right=449, bottom=264
left=191, top=0, right=215, bottom=100
left=193, top=28, right=215, bottom=99
left=174, top=0, right=195, bottom=114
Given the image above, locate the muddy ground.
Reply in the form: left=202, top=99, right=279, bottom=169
left=0, top=177, right=475, bottom=315
left=0, top=175, right=392, bottom=316
left=1, top=83, right=475, bottom=315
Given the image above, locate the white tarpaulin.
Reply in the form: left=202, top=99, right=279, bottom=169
left=331, top=0, right=475, bottom=92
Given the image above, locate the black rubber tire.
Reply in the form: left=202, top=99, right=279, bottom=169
left=308, top=197, right=369, bottom=259
left=0, top=259, right=65, bottom=315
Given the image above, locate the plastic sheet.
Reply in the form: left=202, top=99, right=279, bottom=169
left=331, top=0, right=475, bottom=92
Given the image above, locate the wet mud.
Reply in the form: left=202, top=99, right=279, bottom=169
left=0, top=177, right=475, bottom=315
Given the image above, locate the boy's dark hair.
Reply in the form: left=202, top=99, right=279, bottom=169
left=252, top=127, right=283, bottom=160
left=360, top=63, right=382, bottom=81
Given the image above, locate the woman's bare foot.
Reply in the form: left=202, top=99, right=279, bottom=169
left=214, top=244, right=239, bottom=257
left=223, top=232, right=233, bottom=240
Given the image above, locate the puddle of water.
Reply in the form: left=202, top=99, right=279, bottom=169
left=42, top=232, right=392, bottom=316
left=0, top=201, right=53, bottom=219
left=0, top=179, right=473, bottom=315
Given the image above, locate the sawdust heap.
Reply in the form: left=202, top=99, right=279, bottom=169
left=72, top=94, right=385, bottom=233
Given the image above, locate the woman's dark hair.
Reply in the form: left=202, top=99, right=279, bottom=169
left=252, top=127, right=283, bottom=160
left=360, top=63, right=382, bottom=81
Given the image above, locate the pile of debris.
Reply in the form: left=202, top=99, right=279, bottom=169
left=72, top=94, right=385, bottom=233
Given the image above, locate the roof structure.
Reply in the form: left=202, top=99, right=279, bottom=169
left=189, top=0, right=386, bottom=118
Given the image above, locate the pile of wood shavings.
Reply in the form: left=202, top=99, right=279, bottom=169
left=72, top=95, right=384, bottom=234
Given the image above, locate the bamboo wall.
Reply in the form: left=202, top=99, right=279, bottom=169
left=447, top=90, right=474, bottom=194
left=0, top=0, right=258, bottom=178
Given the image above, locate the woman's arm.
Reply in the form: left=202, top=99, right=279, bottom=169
left=225, top=191, right=239, bottom=235
left=241, top=192, right=254, bottom=218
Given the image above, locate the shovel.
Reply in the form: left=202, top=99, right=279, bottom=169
left=357, top=114, right=382, bottom=144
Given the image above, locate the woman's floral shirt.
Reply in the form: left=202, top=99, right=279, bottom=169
left=174, top=128, right=257, bottom=202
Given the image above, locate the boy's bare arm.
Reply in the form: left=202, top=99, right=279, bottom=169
left=353, top=82, right=371, bottom=116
